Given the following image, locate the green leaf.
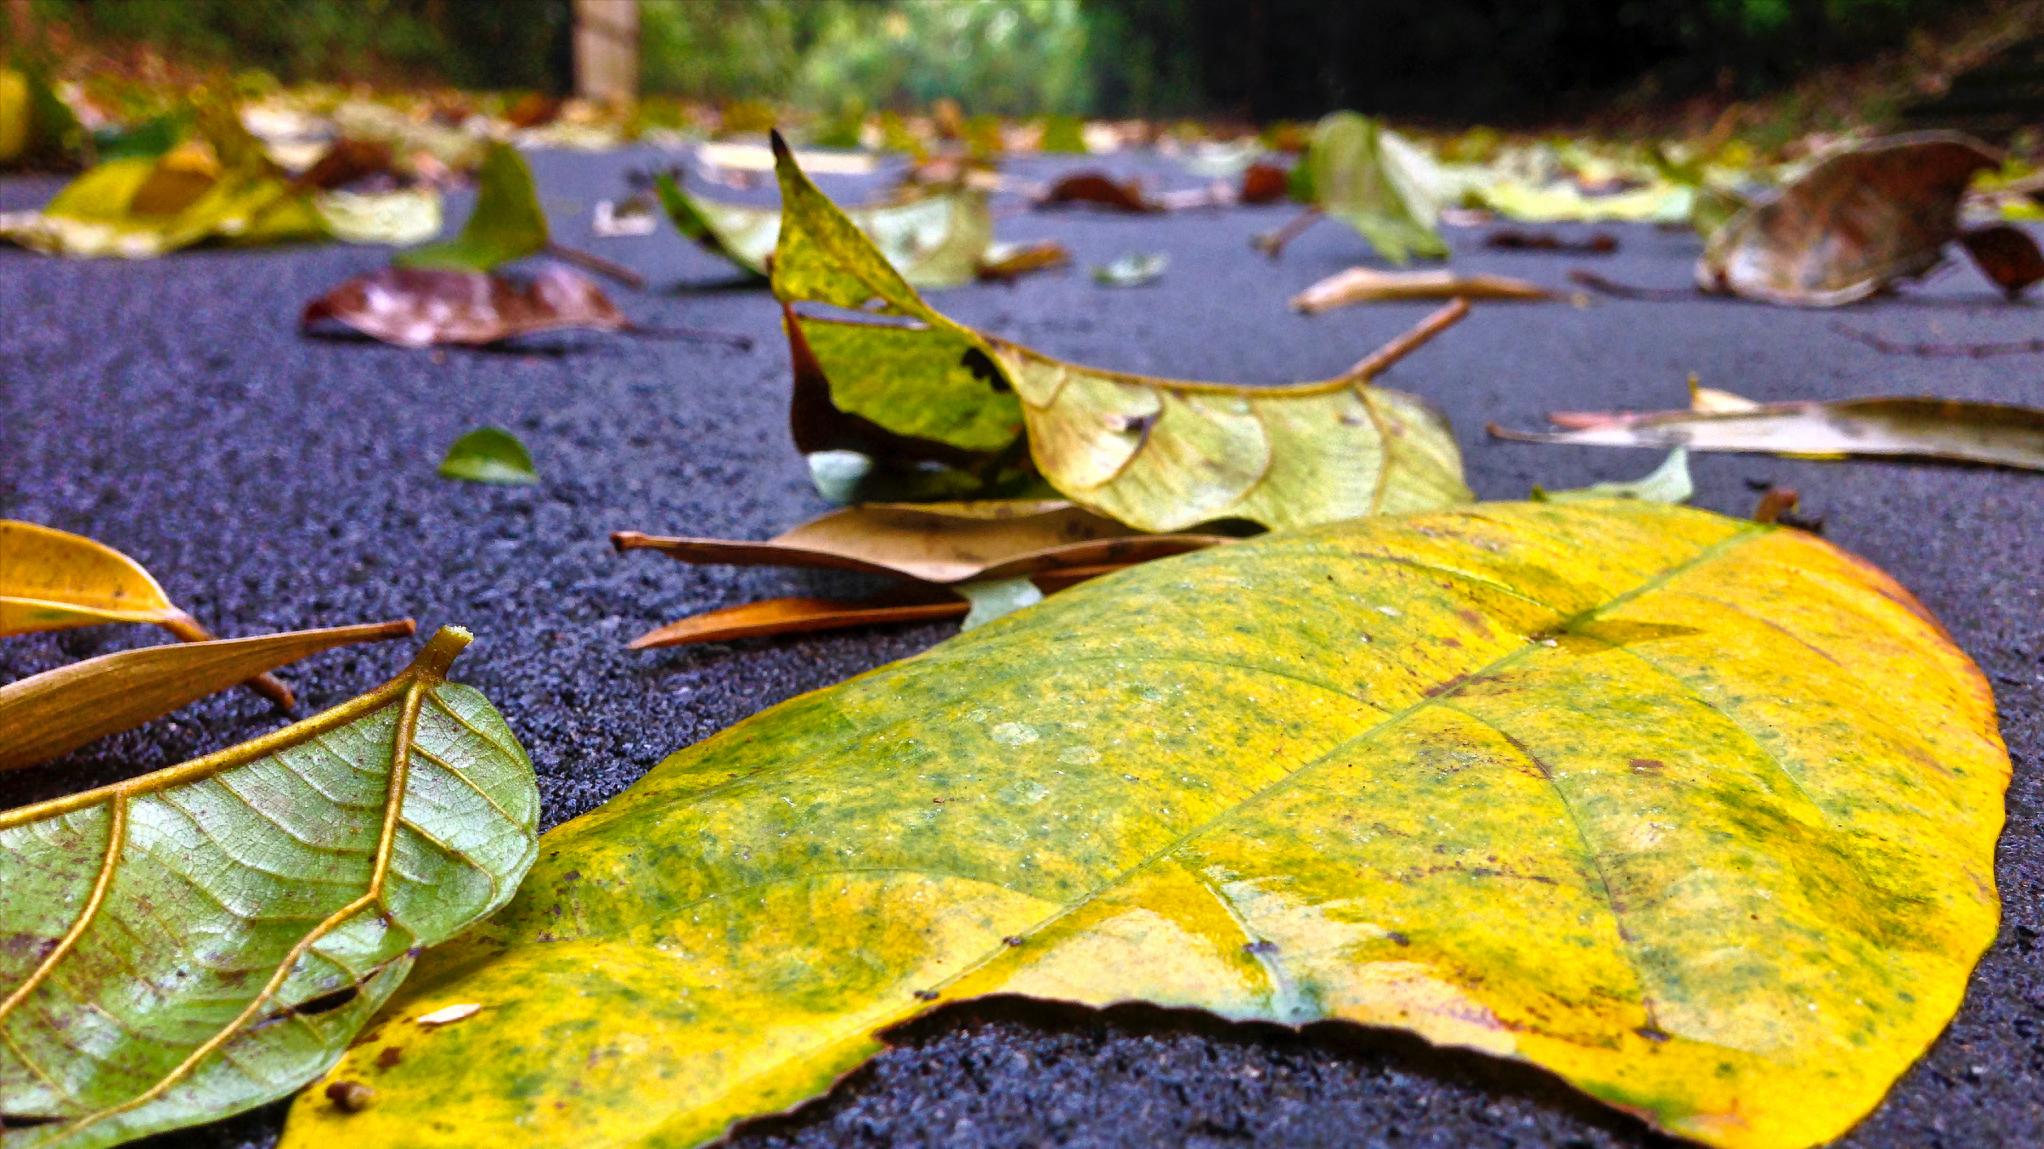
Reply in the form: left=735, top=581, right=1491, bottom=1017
left=1533, top=448, right=1693, bottom=504
left=438, top=427, right=539, bottom=484
left=395, top=142, right=547, bottom=272
left=1303, top=112, right=1447, bottom=264
left=283, top=501, right=2007, bottom=1149
left=654, top=169, right=993, bottom=288
left=955, top=576, right=1043, bottom=629
left=770, top=134, right=1470, bottom=532
left=1, top=627, right=540, bottom=1149
left=1091, top=252, right=1167, bottom=287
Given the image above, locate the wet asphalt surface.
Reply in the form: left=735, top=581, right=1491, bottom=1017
left=2, top=146, right=2040, bottom=1149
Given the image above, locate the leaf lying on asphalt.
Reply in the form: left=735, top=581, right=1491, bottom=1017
left=770, top=133, right=1472, bottom=532
left=1532, top=448, right=1693, bottom=504
left=1, top=626, right=539, bottom=1149
left=1261, top=112, right=1445, bottom=262
left=1290, top=267, right=1559, bottom=312
left=303, top=266, right=625, bottom=349
left=1091, top=252, right=1167, bottom=287
left=654, top=170, right=994, bottom=288
left=1956, top=224, right=2044, bottom=299
left=0, top=620, right=415, bottom=772
left=1, top=521, right=292, bottom=708
left=1697, top=132, right=2000, bottom=306
left=1484, top=228, right=1616, bottom=254
left=285, top=501, right=2007, bottom=1149
left=613, top=500, right=1228, bottom=584
left=625, top=590, right=970, bottom=649
left=976, top=239, right=1070, bottom=283
left=312, top=187, right=442, bottom=246
left=0, top=146, right=323, bottom=258
left=394, top=141, right=546, bottom=272
left=1491, top=396, right=2044, bottom=469
left=1035, top=171, right=1161, bottom=213
left=438, top=427, right=540, bottom=484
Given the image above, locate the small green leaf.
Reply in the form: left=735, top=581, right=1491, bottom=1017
left=1091, top=252, right=1167, bottom=287
left=1533, top=448, right=1693, bottom=504
left=396, top=142, right=547, bottom=272
left=1303, top=112, right=1447, bottom=263
left=438, top=428, right=539, bottom=485
left=955, top=576, right=1044, bottom=630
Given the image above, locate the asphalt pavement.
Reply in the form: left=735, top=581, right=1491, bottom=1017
left=2, top=146, right=2039, bottom=1149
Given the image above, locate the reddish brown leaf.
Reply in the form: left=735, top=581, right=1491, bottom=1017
left=1957, top=224, right=2044, bottom=299
left=1485, top=229, right=1618, bottom=255
left=298, top=139, right=399, bottom=191
left=1239, top=162, right=1289, bottom=204
left=302, top=266, right=627, bottom=348
left=1036, top=171, right=1161, bottom=213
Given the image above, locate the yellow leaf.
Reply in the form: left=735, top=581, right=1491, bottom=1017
left=284, top=501, right=2005, bottom=1149
left=1290, top=266, right=1561, bottom=312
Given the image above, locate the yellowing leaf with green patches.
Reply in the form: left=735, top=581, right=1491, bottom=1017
left=283, top=501, right=2006, bottom=1149
left=0, top=627, right=539, bottom=1149
left=0, top=151, right=323, bottom=259
left=768, top=134, right=1471, bottom=532
left=654, top=170, right=993, bottom=288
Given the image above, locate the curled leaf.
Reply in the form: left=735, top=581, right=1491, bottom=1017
left=303, top=267, right=624, bottom=349
left=287, top=502, right=2006, bottom=1149
left=1267, top=112, right=1445, bottom=262
left=1290, top=267, right=1559, bottom=312
left=1698, top=133, right=2000, bottom=306
left=0, top=626, right=539, bottom=1149
left=394, top=142, right=546, bottom=272
left=0, top=620, right=416, bottom=772
left=1035, top=171, right=1161, bottom=213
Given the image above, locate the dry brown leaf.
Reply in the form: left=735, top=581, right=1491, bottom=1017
left=1035, top=171, right=1161, bottom=213
left=975, top=239, right=1071, bottom=282
left=302, top=265, right=626, bottom=348
left=1957, top=224, right=2044, bottom=299
left=1291, top=267, right=1561, bottom=313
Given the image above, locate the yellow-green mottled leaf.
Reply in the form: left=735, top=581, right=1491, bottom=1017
left=286, top=501, right=2005, bottom=1149
left=1301, top=112, right=1447, bottom=263
left=769, top=134, right=1470, bottom=532
left=0, top=153, right=322, bottom=259
left=395, top=142, right=546, bottom=272
left=1, top=627, right=539, bottom=1149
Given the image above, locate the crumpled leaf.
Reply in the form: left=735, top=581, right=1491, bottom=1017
left=769, top=133, right=1471, bottom=532
left=1290, top=267, right=1559, bottom=312
left=1956, top=224, right=2044, bottom=299
left=1698, top=133, right=2000, bottom=306
left=1491, top=396, right=2044, bottom=469
left=437, top=427, right=540, bottom=484
left=654, top=170, right=993, bottom=288
left=1, top=626, right=539, bottom=1149
left=284, top=501, right=2007, bottom=1149
left=0, top=620, right=415, bottom=772
left=1091, top=252, right=1167, bottom=287
left=1277, top=112, right=1446, bottom=263
left=395, top=142, right=546, bottom=272
left=1, top=521, right=292, bottom=707
left=303, top=267, right=624, bottom=349
left=612, top=500, right=1226, bottom=585
left=1532, top=448, right=1693, bottom=505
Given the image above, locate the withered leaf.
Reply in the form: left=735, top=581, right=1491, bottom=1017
left=302, top=266, right=625, bottom=348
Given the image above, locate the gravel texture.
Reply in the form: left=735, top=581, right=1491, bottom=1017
left=2, top=146, right=2040, bottom=1149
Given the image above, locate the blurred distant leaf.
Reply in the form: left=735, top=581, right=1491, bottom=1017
left=396, top=142, right=547, bottom=272
left=305, top=266, right=624, bottom=349
left=1038, top=115, right=1088, bottom=154
left=438, top=427, right=540, bottom=484
left=1291, top=267, right=1559, bottom=312
left=313, top=187, right=442, bottom=246
left=0, top=63, right=83, bottom=169
left=1262, top=112, right=1445, bottom=262
left=1485, top=229, right=1617, bottom=254
left=1698, top=133, right=1999, bottom=307
left=1956, top=224, right=2044, bottom=299
left=92, top=114, right=186, bottom=161
left=1533, top=449, right=1693, bottom=505
left=1036, top=171, right=1160, bottom=213
left=1091, top=252, right=1167, bottom=287
left=1475, top=181, right=1692, bottom=225
left=1239, top=161, right=1289, bottom=204
left=0, top=149, right=322, bottom=258
left=976, top=239, right=1070, bottom=282
left=654, top=171, right=993, bottom=288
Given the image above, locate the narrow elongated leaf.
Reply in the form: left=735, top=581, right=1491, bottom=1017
left=768, top=135, right=1472, bottom=532
left=0, top=620, right=415, bottom=772
left=303, top=267, right=623, bottom=349
left=395, top=142, right=546, bottom=272
left=0, top=521, right=290, bottom=707
left=286, top=502, right=2005, bottom=1149
left=1698, top=133, right=1999, bottom=306
left=654, top=171, right=993, bottom=288
left=1290, top=267, right=1559, bottom=312
left=1492, top=397, right=2044, bottom=469
left=1, top=626, right=539, bottom=1149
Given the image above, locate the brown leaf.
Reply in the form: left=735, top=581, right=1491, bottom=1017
left=298, top=139, right=399, bottom=192
left=1484, top=229, right=1617, bottom=254
left=1957, top=224, right=2044, bottom=299
left=302, top=266, right=626, bottom=348
left=1036, top=172, right=1161, bottom=213
left=1291, top=267, right=1561, bottom=313
left=976, top=240, right=1071, bottom=283
left=1239, top=162, right=1289, bottom=204
left=1697, top=132, right=2000, bottom=306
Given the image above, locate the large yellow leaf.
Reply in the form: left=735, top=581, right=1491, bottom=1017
left=283, top=501, right=2004, bottom=1149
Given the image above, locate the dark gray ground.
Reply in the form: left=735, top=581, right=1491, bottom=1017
left=2, top=147, right=2039, bottom=1149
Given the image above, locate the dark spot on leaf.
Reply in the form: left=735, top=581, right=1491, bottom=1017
left=376, top=1047, right=404, bottom=1070
left=1629, top=758, right=1666, bottom=775
left=1116, top=411, right=1159, bottom=437
left=295, top=984, right=361, bottom=1017
left=959, top=347, right=1009, bottom=392
left=1386, top=931, right=1411, bottom=947
left=326, top=1080, right=376, bottom=1113
left=1423, top=673, right=1473, bottom=698
left=1635, top=1024, right=1672, bottom=1044
left=0, top=1113, right=64, bottom=1129
left=1002, top=936, right=1025, bottom=947
left=913, top=989, right=940, bottom=1001
left=1243, top=940, right=1279, bottom=956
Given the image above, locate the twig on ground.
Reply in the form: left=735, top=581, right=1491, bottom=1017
left=1831, top=322, right=2044, bottom=359
left=547, top=242, right=647, bottom=289
left=1345, top=299, right=1471, bottom=379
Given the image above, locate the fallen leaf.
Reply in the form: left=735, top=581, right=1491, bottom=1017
left=0, top=620, right=416, bottom=772
left=2, top=626, right=539, bottom=1149
left=438, top=427, right=540, bottom=484
left=1698, top=133, right=2000, bottom=306
left=955, top=576, right=1044, bottom=629
left=1532, top=448, right=1693, bottom=504
left=1491, top=396, right=2044, bottom=469
left=654, top=171, right=993, bottom=288
left=285, top=502, right=2007, bottom=1149
left=1290, top=267, right=1559, bottom=312
left=1956, top=224, right=2044, bottom=299
left=303, top=266, right=625, bottom=349
left=613, top=500, right=1227, bottom=585
left=1484, top=229, right=1617, bottom=254
left=311, top=187, right=442, bottom=246
left=394, top=141, right=546, bottom=272
left=1239, top=162, right=1289, bottom=204
left=769, top=133, right=1472, bottom=531
left=1262, top=112, right=1445, bottom=262
left=0, top=151, right=322, bottom=258
left=592, top=196, right=657, bottom=238
left=975, top=239, right=1070, bottom=282
left=1035, top=171, right=1160, bottom=213
left=1474, top=181, right=1692, bottom=225
left=1091, top=252, right=1167, bottom=287
left=1, top=521, right=292, bottom=707
left=626, top=591, right=968, bottom=649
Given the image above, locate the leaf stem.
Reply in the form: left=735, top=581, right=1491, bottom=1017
left=1345, top=298, right=1469, bottom=380
left=1253, top=207, right=1322, bottom=259
left=546, top=242, right=646, bottom=289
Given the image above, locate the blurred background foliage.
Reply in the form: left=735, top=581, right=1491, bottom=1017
left=10, top=0, right=2005, bottom=122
